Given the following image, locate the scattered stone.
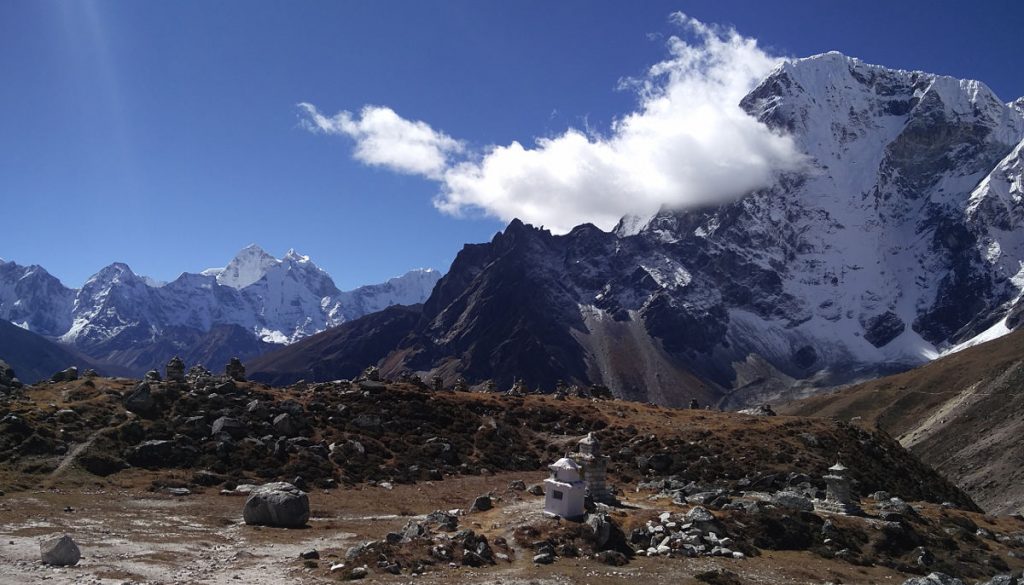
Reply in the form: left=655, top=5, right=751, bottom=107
left=166, top=487, right=191, bottom=497
left=901, top=573, right=965, bottom=585
left=242, top=482, right=309, bottom=528
left=527, top=483, right=544, bottom=496
left=39, top=534, right=81, bottom=566
left=300, top=549, right=320, bottom=560
left=508, top=479, right=526, bottom=491
left=349, top=566, right=368, bottom=579
left=144, top=369, right=162, bottom=382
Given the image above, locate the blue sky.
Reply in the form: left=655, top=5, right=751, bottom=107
left=2, top=1, right=1022, bottom=289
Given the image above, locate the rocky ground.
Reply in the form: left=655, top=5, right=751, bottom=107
left=3, top=471, right=1024, bottom=585
left=1, top=365, right=1022, bottom=583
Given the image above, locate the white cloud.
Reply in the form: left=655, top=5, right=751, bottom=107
left=300, top=13, right=805, bottom=233
left=298, top=103, right=463, bottom=179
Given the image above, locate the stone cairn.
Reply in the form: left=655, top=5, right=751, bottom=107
left=362, top=366, right=381, bottom=382
left=506, top=379, right=527, bottom=397
left=225, top=357, right=246, bottom=382
left=453, top=377, right=469, bottom=392
left=577, top=432, right=614, bottom=504
left=814, top=462, right=863, bottom=515
left=165, top=356, right=186, bottom=383
left=431, top=375, right=445, bottom=392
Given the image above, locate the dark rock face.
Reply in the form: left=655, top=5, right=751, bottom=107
left=863, top=312, right=907, bottom=348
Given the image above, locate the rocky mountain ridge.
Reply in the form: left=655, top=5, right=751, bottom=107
left=0, top=246, right=441, bottom=375
left=253, top=52, right=1024, bottom=408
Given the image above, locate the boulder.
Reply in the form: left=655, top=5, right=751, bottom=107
left=771, top=491, right=814, bottom=511
left=39, top=534, right=81, bottom=566
left=470, top=495, right=492, bottom=512
left=533, top=552, right=554, bottom=564
left=242, top=482, right=310, bottom=528
left=583, top=513, right=611, bottom=548
left=686, top=506, right=715, bottom=523
left=211, top=416, right=248, bottom=439
left=273, top=413, right=301, bottom=437
left=51, top=367, right=78, bottom=383
left=124, top=382, right=157, bottom=417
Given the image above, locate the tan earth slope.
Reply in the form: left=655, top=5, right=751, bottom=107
left=782, top=329, right=1024, bottom=514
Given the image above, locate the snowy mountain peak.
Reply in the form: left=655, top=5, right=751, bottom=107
left=1011, top=97, right=1024, bottom=118
left=283, top=248, right=310, bottom=263
left=215, top=244, right=281, bottom=289
left=87, top=262, right=140, bottom=286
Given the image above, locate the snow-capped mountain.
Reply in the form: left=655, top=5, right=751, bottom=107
left=252, top=52, right=1024, bottom=408
left=0, top=247, right=442, bottom=374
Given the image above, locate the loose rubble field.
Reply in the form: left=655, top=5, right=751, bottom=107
left=3, top=371, right=1024, bottom=583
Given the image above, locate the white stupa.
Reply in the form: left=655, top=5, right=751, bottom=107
left=543, top=457, right=586, bottom=519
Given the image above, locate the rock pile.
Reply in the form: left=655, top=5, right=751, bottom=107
left=225, top=357, right=246, bottom=382
left=166, top=356, right=186, bottom=383
left=340, top=512, right=511, bottom=577
left=0, top=359, right=23, bottom=393
left=630, top=507, right=746, bottom=559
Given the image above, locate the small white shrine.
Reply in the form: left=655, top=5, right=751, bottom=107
left=814, top=462, right=863, bottom=515
left=543, top=457, right=586, bottom=520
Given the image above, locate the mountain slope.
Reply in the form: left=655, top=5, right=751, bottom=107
left=781, top=328, right=1024, bottom=514
left=247, top=52, right=1024, bottom=408
left=249, top=304, right=423, bottom=386
left=0, top=319, right=125, bottom=383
